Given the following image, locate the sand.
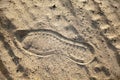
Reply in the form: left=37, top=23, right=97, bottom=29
left=0, top=0, right=120, bottom=80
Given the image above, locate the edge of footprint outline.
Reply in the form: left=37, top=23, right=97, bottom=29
left=14, top=29, right=95, bottom=65
left=67, top=53, right=95, bottom=65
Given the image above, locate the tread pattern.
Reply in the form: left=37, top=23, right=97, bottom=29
left=14, top=29, right=95, bottom=65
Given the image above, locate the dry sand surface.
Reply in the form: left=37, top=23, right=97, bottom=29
left=0, top=0, right=120, bottom=80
